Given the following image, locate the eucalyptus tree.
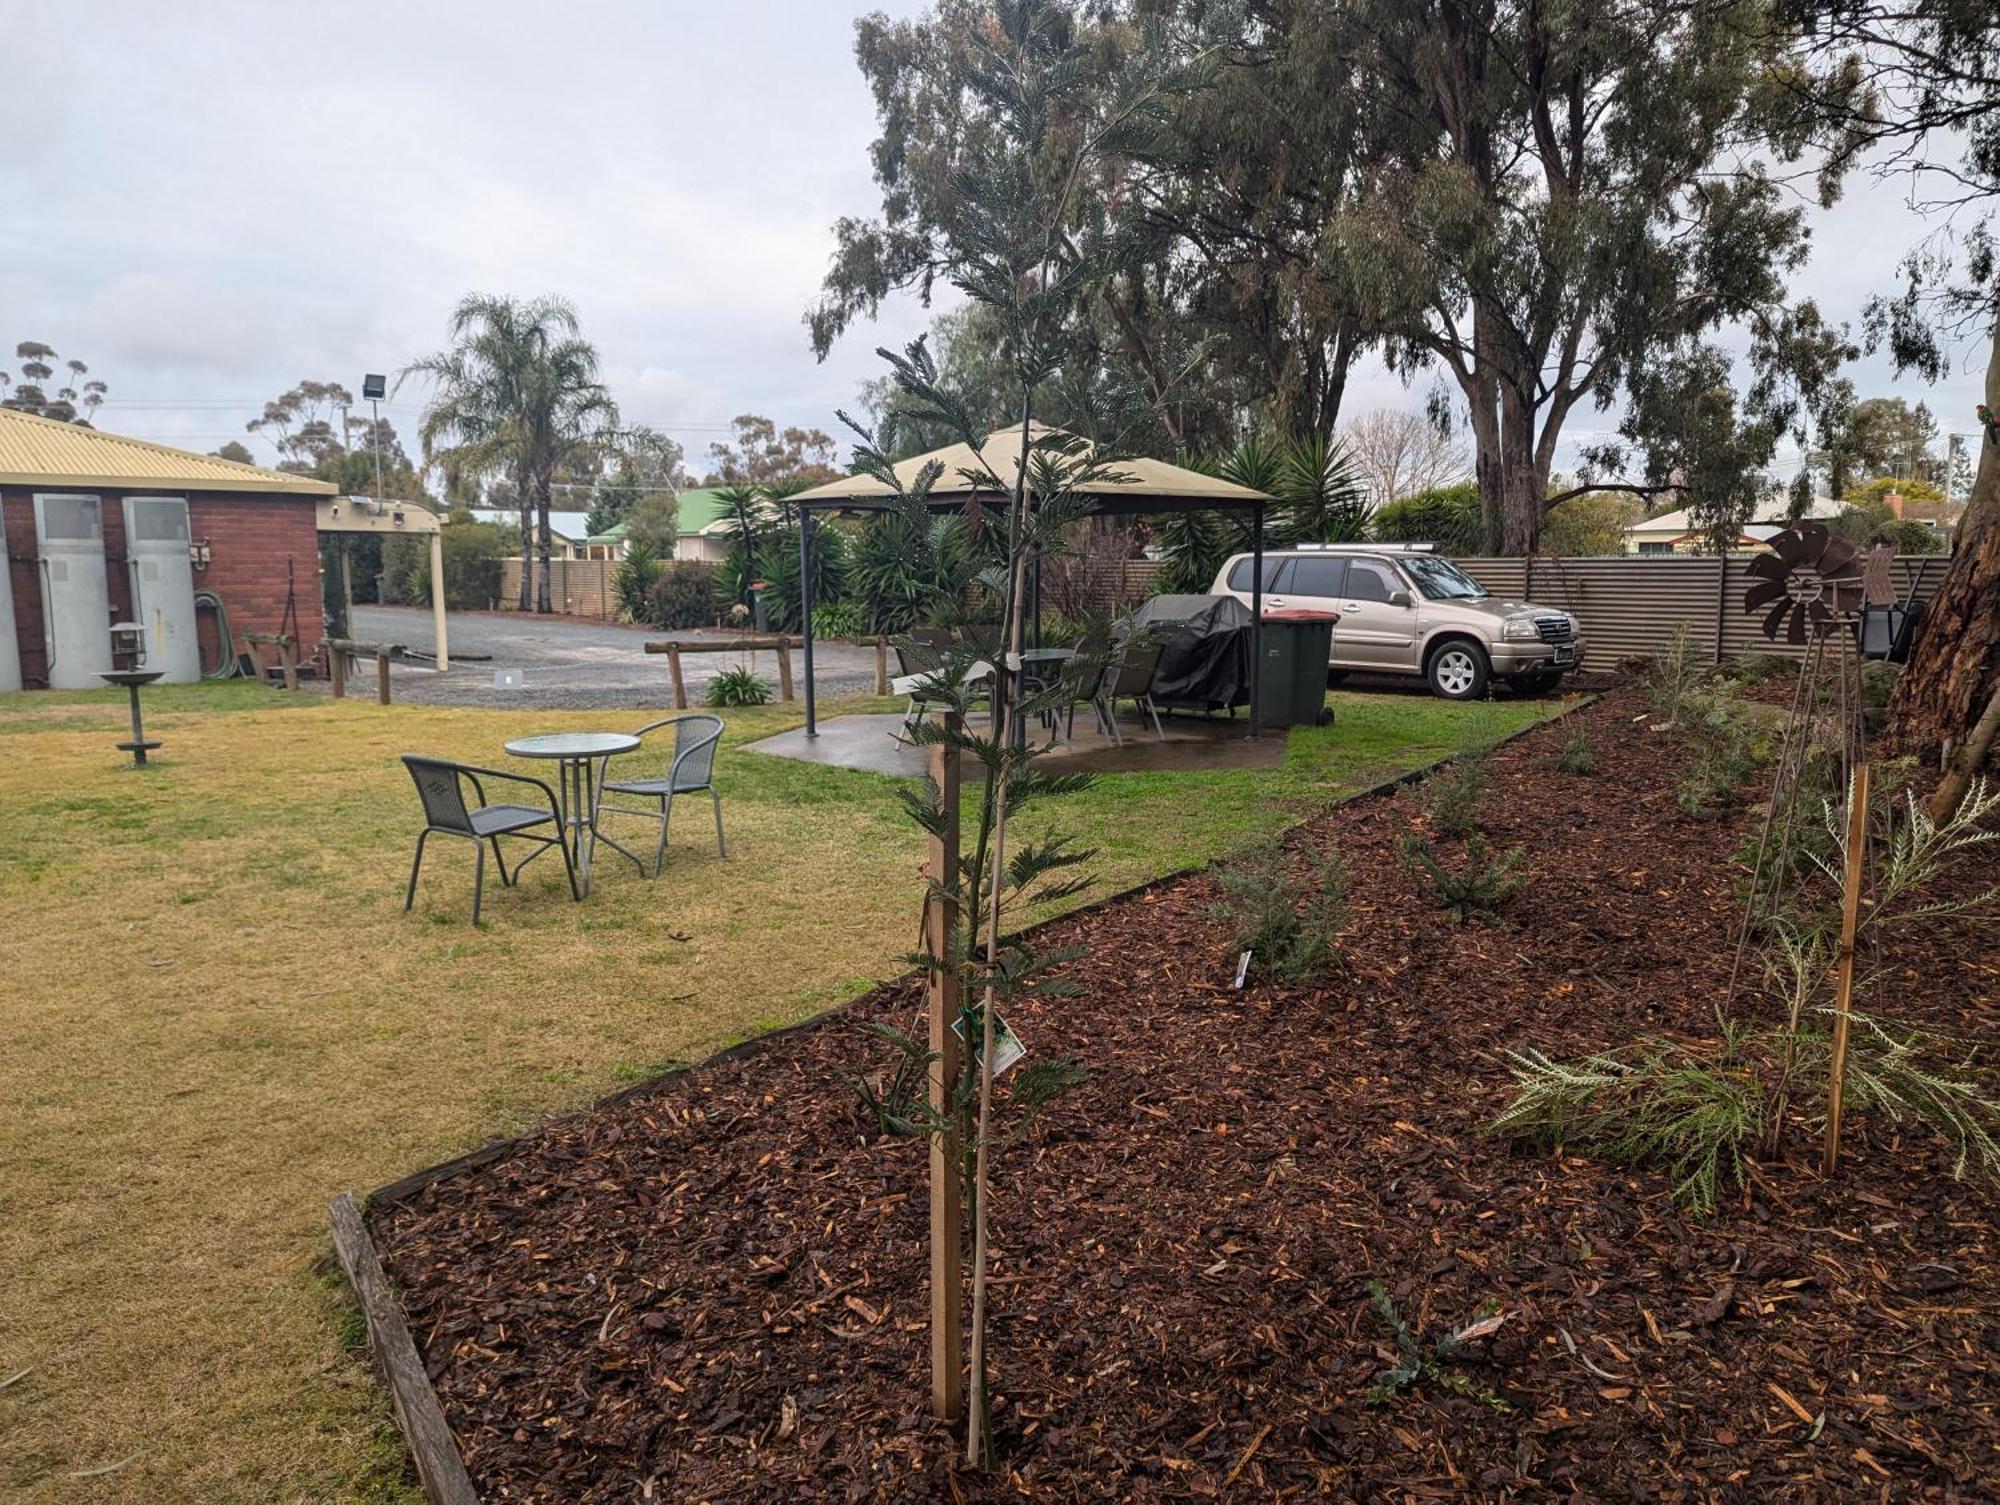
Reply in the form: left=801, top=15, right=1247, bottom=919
left=816, top=0, right=1199, bottom=1465
left=402, top=294, right=619, bottom=613
left=1780, top=0, right=2000, bottom=789
left=2, top=341, right=107, bottom=424
left=1257, top=0, right=1851, bottom=553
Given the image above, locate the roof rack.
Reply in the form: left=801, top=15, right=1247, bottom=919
left=1289, top=540, right=1439, bottom=553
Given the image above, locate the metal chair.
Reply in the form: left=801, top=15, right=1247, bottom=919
left=1071, top=640, right=1165, bottom=745
left=589, top=715, right=726, bottom=878
left=401, top=755, right=578, bottom=926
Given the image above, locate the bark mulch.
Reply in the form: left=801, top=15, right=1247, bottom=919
left=371, top=684, right=2000, bottom=1502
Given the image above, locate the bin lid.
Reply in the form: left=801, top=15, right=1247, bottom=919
left=1262, top=609, right=1340, bottom=623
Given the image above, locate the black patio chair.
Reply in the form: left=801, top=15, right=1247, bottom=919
left=401, top=755, right=579, bottom=926
left=1070, top=640, right=1165, bottom=745
left=589, top=714, right=727, bottom=878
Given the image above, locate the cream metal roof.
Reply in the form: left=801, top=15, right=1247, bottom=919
left=0, top=405, right=336, bottom=496
left=791, top=422, right=1273, bottom=514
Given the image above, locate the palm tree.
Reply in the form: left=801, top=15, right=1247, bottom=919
left=401, top=295, right=620, bottom=613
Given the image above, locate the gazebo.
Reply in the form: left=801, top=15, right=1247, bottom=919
left=789, top=423, right=1281, bottom=737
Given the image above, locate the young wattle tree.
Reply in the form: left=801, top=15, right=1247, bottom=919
left=813, top=0, right=1200, bottom=1467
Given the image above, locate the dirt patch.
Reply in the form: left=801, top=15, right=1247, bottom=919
left=372, top=685, right=2000, bottom=1501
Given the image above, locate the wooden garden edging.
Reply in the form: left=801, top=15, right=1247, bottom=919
left=329, top=691, right=1598, bottom=1499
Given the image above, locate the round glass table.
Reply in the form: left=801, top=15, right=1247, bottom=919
left=503, top=732, right=640, bottom=895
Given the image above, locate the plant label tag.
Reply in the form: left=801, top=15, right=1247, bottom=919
left=954, top=1010, right=1027, bottom=1078
left=1233, top=950, right=1252, bottom=990
left=494, top=669, right=522, bottom=690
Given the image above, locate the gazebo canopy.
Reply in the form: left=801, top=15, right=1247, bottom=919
left=791, top=422, right=1273, bottom=516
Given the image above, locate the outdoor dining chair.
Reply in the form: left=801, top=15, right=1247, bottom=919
left=1070, top=640, right=1166, bottom=745
left=589, top=714, right=727, bottom=878
left=401, top=754, right=579, bottom=926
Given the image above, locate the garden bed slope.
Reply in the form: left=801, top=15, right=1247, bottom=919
left=374, top=685, right=2000, bottom=1502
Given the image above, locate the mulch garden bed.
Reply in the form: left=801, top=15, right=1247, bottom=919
left=371, top=683, right=2000, bottom=1502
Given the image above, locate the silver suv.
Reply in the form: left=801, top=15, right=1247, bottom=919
left=1210, top=543, right=1585, bottom=700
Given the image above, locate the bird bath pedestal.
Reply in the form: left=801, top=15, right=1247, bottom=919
left=99, top=669, right=165, bottom=767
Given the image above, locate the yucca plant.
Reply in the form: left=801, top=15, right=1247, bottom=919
left=704, top=665, right=769, bottom=707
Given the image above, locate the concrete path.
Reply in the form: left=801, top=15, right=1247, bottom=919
left=745, top=710, right=1286, bottom=778
left=343, top=606, right=880, bottom=711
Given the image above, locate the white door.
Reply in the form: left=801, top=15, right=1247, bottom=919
left=33, top=493, right=112, bottom=689
left=123, top=497, right=201, bottom=683
left=1336, top=557, right=1419, bottom=671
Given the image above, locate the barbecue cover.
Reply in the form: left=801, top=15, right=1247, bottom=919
left=1118, top=593, right=1253, bottom=710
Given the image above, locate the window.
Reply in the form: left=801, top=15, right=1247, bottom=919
left=1637, top=541, right=1674, bottom=556
left=1401, top=553, right=1488, bottom=600
left=1286, top=556, right=1347, bottom=597
left=1226, top=556, right=1292, bottom=592
left=1344, top=558, right=1400, bottom=603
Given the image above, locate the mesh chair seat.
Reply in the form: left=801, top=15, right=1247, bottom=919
left=601, top=776, right=679, bottom=797
left=589, top=715, right=727, bottom=877
left=469, top=803, right=558, bottom=837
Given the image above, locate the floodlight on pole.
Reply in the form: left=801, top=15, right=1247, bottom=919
left=362, top=374, right=388, bottom=504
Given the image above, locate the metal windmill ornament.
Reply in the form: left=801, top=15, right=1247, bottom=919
left=1741, top=522, right=1864, bottom=645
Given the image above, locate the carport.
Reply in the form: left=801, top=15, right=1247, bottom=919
left=788, top=423, right=1279, bottom=736
left=316, top=496, right=448, bottom=670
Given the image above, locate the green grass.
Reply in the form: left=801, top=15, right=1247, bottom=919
left=0, top=677, right=1557, bottom=1502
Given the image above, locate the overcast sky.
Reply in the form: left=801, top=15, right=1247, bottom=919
left=3, top=0, right=1985, bottom=483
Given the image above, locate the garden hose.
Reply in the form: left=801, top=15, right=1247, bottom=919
left=194, top=589, right=242, bottom=679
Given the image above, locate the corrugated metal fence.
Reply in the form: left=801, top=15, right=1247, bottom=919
left=1452, top=555, right=1947, bottom=665
left=1098, top=553, right=1947, bottom=665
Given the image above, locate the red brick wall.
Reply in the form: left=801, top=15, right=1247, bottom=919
left=2, top=487, right=322, bottom=688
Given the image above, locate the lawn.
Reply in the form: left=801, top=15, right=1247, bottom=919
left=0, top=678, right=1557, bottom=1502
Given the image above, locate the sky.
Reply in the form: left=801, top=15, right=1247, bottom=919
left=2, top=0, right=1987, bottom=486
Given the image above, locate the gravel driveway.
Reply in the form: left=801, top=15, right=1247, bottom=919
left=343, top=606, right=881, bottom=710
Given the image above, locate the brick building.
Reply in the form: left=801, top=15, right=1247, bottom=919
left=0, top=406, right=334, bottom=690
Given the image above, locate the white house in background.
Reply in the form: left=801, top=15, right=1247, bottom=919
left=1623, top=495, right=1845, bottom=555
left=468, top=508, right=597, bottom=559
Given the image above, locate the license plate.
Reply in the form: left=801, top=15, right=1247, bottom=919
left=1554, top=646, right=1576, bottom=666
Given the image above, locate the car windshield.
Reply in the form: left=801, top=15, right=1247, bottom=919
left=1401, top=554, right=1488, bottom=601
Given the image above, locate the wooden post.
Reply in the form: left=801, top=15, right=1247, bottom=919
left=667, top=645, right=687, bottom=710
left=775, top=641, right=794, bottom=703
left=376, top=651, right=393, bottom=706
left=246, top=639, right=268, bottom=684
left=926, top=714, right=965, bottom=1422
left=329, top=645, right=346, bottom=699
left=1824, top=762, right=1872, bottom=1175
left=278, top=637, right=300, bottom=692
left=875, top=636, right=889, bottom=696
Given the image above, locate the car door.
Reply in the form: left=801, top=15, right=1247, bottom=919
left=1223, top=554, right=1293, bottom=607
left=1276, top=555, right=1349, bottom=666
left=1336, top=557, right=1419, bottom=671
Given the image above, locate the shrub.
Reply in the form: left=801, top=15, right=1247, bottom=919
left=706, top=665, right=770, bottom=707
left=1364, top=1282, right=1510, bottom=1410
left=845, top=1021, right=936, bottom=1138
left=1213, top=840, right=1350, bottom=982
left=1673, top=685, right=1761, bottom=817
left=613, top=541, right=664, bottom=623
left=646, top=562, right=721, bottom=630
left=1422, top=756, right=1488, bottom=837
left=1643, top=621, right=1708, bottom=725
left=1398, top=832, right=1524, bottom=924
left=1552, top=720, right=1596, bottom=775
left=386, top=514, right=508, bottom=609
left=1372, top=482, right=1484, bottom=554
left=812, top=601, right=868, bottom=639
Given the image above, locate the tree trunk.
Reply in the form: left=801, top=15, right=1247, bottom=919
left=1464, top=369, right=1503, bottom=553
left=1886, top=322, right=2000, bottom=762
left=516, top=470, right=533, bottom=613
left=1494, top=383, right=1548, bottom=556
left=536, top=473, right=554, bottom=615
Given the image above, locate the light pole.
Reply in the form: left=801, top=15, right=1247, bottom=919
left=362, top=373, right=387, bottom=504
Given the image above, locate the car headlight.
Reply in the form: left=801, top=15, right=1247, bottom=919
left=1501, top=616, right=1539, bottom=641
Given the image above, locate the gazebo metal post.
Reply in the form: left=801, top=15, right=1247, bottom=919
left=801, top=513, right=818, bottom=737
left=1248, top=500, right=1264, bottom=739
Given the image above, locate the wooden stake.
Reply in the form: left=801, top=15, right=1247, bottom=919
left=926, top=713, right=965, bottom=1422
left=329, top=646, right=346, bottom=699
left=875, top=636, right=889, bottom=696
left=667, top=645, right=687, bottom=710
left=1824, top=761, right=1871, bottom=1175
left=776, top=641, right=795, bottom=703
left=376, top=650, right=392, bottom=706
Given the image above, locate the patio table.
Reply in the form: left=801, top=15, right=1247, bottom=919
left=503, top=731, right=640, bottom=896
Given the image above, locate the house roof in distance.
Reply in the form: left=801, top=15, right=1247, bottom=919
left=790, top=422, right=1274, bottom=515
left=0, top=405, right=336, bottom=495
left=1625, top=496, right=1843, bottom=535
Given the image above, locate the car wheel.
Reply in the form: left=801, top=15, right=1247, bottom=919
left=1427, top=642, right=1490, bottom=701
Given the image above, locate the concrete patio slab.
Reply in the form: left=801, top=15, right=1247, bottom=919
left=742, top=711, right=1289, bottom=778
